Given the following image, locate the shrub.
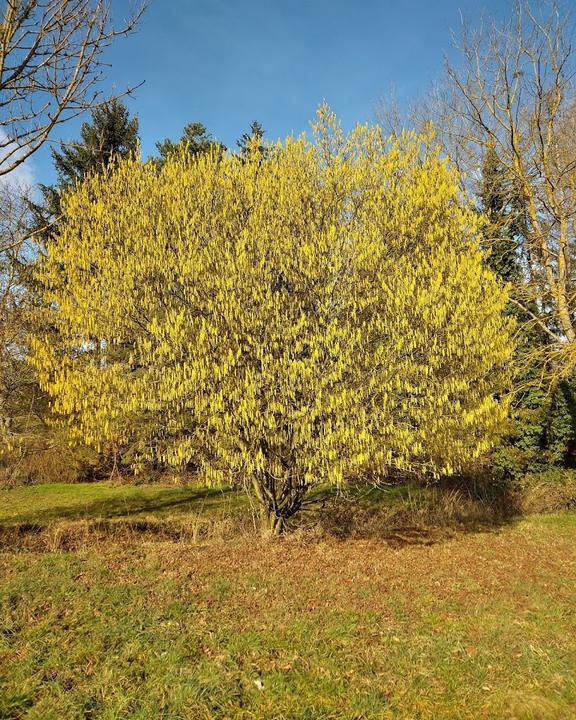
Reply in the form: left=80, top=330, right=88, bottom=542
left=31, top=107, right=513, bottom=532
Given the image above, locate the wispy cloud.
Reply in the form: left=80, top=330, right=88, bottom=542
left=0, top=130, right=36, bottom=190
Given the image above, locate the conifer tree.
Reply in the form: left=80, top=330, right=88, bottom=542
left=53, top=99, right=140, bottom=187
left=25, top=100, right=141, bottom=478
left=479, top=145, right=520, bottom=284
left=31, top=99, right=140, bottom=242
left=479, top=145, right=576, bottom=473
left=154, top=122, right=222, bottom=169
left=237, top=121, right=266, bottom=160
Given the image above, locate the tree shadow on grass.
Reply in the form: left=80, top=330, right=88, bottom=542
left=1, top=485, right=244, bottom=527
left=308, top=474, right=525, bottom=545
left=4, top=473, right=571, bottom=550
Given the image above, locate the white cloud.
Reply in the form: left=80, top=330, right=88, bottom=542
left=0, top=129, right=36, bottom=191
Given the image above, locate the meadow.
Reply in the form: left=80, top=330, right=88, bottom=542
left=1, top=480, right=575, bottom=720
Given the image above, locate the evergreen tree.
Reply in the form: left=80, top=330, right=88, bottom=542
left=236, top=121, right=266, bottom=160
left=480, top=145, right=576, bottom=474
left=52, top=99, right=139, bottom=188
left=154, top=122, right=222, bottom=169
left=30, top=99, right=140, bottom=243
left=24, top=100, right=140, bottom=480
left=480, top=145, right=520, bottom=283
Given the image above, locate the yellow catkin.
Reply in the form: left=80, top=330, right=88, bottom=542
left=30, top=106, right=513, bottom=521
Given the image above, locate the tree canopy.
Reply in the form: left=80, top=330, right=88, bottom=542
left=31, top=108, right=513, bottom=531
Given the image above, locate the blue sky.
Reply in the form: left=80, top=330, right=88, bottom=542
left=31, top=0, right=509, bottom=186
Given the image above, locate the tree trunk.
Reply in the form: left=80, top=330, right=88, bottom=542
left=260, top=506, right=284, bottom=536
left=249, top=472, right=307, bottom=536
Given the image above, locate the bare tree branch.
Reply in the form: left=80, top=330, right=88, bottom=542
left=0, top=0, right=146, bottom=177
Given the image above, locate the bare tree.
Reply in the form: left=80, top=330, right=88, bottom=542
left=0, top=0, right=145, bottom=178
left=0, top=1, right=144, bottom=480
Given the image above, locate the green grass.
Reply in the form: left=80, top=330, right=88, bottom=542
left=0, top=478, right=506, bottom=532
left=0, top=482, right=436, bottom=543
left=1, top=506, right=575, bottom=719
left=0, top=482, right=245, bottom=526
left=0, top=481, right=416, bottom=527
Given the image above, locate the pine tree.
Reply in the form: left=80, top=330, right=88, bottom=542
left=53, top=99, right=139, bottom=187
left=480, top=145, right=576, bottom=473
left=30, top=99, right=140, bottom=243
left=480, top=145, right=520, bottom=283
left=236, top=121, right=266, bottom=161
left=25, top=100, right=140, bottom=480
left=154, top=122, right=222, bottom=169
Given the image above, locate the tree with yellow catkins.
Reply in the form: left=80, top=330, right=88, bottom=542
left=31, top=106, right=513, bottom=533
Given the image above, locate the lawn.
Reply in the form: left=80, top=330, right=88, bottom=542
left=0, top=481, right=422, bottom=527
left=1, top=487, right=575, bottom=719
left=0, top=482, right=244, bottom=526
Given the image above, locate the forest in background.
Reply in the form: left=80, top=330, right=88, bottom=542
left=2, top=0, right=576, bottom=532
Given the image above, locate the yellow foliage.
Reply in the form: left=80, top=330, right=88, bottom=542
left=30, top=106, right=513, bottom=527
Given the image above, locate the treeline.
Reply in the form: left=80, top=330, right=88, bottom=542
left=2, top=1, right=576, bottom=532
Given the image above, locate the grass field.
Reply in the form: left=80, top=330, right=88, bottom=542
left=1, top=481, right=575, bottom=719
left=0, top=482, right=246, bottom=526
left=0, top=481, right=423, bottom=527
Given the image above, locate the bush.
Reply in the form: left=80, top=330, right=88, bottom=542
left=31, top=107, right=513, bottom=531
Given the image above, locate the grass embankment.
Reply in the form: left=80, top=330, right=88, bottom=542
left=0, top=510, right=575, bottom=719
left=1, top=473, right=574, bottom=549
left=0, top=482, right=250, bottom=547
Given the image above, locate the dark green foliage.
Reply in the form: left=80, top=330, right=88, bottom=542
left=25, top=99, right=140, bottom=291
left=236, top=120, right=266, bottom=160
left=154, top=122, right=223, bottom=168
left=480, top=145, right=576, bottom=475
left=480, top=145, right=520, bottom=283
left=52, top=99, right=139, bottom=187
left=544, top=376, right=576, bottom=465
left=29, top=100, right=140, bottom=245
left=492, top=375, right=576, bottom=476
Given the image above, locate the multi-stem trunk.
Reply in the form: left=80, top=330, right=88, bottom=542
left=250, top=471, right=307, bottom=536
left=260, top=506, right=285, bottom=536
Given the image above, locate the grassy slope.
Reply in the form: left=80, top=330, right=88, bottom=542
left=1, top=500, right=575, bottom=719
left=0, top=482, right=246, bottom=526
left=0, top=482, right=422, bottom=528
